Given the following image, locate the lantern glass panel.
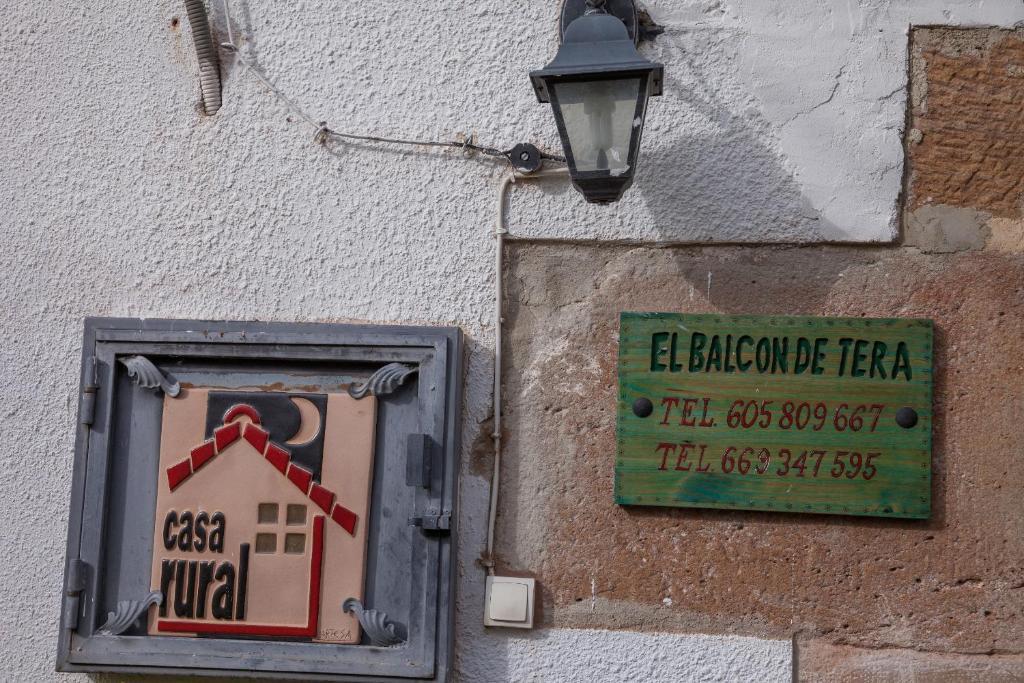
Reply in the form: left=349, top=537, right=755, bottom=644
left=552, top=77, right=642, bottom=174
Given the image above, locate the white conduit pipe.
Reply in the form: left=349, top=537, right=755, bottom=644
left=184, top=0, right=222, bottom=115
left=485, top=167, right=570, bottom=575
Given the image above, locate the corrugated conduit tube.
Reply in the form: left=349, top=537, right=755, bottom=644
left=184, top=0, right=222, bottom=115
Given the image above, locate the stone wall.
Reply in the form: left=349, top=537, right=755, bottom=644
left=906, top=28, right=1024, bottom=254
left=494, top=27, right=1024, bottom=682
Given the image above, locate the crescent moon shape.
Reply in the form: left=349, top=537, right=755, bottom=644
left=286, top=397, right=321, bottom=445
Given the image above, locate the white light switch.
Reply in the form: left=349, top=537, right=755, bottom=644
left=484, top=576, right=535, bottom=628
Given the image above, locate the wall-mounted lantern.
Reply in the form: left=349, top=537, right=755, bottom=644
left=530, top=0, right=663, bottom=204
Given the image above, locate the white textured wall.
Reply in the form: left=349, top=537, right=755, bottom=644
left=514, top=2, right=1024, bottom=242
left=0, top=0, right=1021, bottom=680
left=459, top=629, right=790, bottom=682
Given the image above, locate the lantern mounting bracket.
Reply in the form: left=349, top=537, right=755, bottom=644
left=508, top=143, right=544, bottom=174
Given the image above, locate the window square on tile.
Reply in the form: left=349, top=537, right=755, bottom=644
left=258, top=503, right=279, bottom=524
left=284, top=533, right=306, bottom=554
left=255, top=533, right=277, bottom=554
left=286, top=504, right=307, bottom=525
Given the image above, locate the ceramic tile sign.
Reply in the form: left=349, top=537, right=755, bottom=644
left=617, top=313, right=933, bottom=519
left=149, top=388, right=375, bottom=643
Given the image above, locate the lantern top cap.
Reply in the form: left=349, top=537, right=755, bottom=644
left=568, top=8, right=630, bottom=43
left=529, top=12, right=663, bottom=103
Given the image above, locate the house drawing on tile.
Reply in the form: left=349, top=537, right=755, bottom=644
left=147, top=388, right=377, bottom=644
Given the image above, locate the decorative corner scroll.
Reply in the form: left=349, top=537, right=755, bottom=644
left=342, top=597, right=407, bottom=647
left=96, top=591, right=163, bottom=636
left=347, top=363, right=418, bottom=400
left=119, top=355, right=181, bottom=397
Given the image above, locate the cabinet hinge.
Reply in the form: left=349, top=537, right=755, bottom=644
left=80, top=356, right=98, bottom=426
left=63, top=558, right=87, bottom=631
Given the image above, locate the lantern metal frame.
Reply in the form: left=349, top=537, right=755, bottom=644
left=530, top=0, right=663, bottom=203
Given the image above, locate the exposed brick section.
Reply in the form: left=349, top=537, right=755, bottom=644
left=909, top=28, right=1024, bottom=217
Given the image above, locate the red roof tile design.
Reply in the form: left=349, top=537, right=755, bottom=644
left=214, top=421, right=241, bottom=451
left=309, top=484, right=335, bottom=515
left=190, top=440, right=216, bottom=470
left=165, top=403, right=358, bottom=535
left=287, top=463, right=313, bottom=495
left=330, top=504, right=357, bottom=535
left=167, top=459, right=193, bottom=491
left=242, top=423, right=269, bottom=454
left=305, top=483, right=333, bottom=516
left=265, top=443, right=290, bottom=474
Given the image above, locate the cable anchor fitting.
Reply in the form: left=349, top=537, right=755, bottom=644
left=314, top=122, right=332, bottom=145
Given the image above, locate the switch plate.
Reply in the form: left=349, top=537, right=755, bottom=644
left=484, top=576, right=535, bottom=629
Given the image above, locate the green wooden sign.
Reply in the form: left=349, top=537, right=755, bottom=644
left=616, top=313, right=933, bottom=519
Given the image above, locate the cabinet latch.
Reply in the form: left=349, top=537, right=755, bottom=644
left=409, top=513, right=451, bottom=533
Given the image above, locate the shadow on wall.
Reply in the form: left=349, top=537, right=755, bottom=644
left=206, top=2, right=853, bottom=244
left=637, top=29, right=846, bottom=243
